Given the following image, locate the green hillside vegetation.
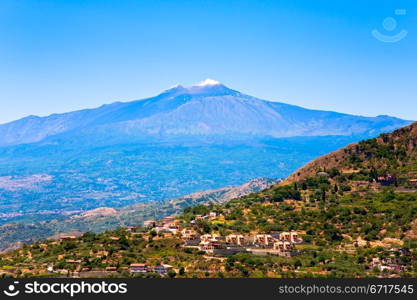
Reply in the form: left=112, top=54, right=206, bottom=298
left=0, top=178, right=276, bottom=252
left=2, top=123, right=417, bottom=278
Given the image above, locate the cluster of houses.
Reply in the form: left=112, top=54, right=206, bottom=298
left=182, top=231, right=303, bottom=257
left=143, top=216, right=182, bottom=235
left=368, top=248, right=411, bottom=275
left=376, top=174, right=417, bottom=187
left=143, top=214, right=304, bottom=258
left=129, top=263, right=174, bottom=276
left=369, top=257, right=404, bottom=274
left=46, top=262, right=174, bottom=277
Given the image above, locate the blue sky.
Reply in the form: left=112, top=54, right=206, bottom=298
left=0, top=0, right=416, bottom=124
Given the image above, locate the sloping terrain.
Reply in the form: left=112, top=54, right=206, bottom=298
left=0, top=178, right=277, bottom=252
left=283, top=121, right=417, bottom=185
left=2, top=123, right=417, bottom=278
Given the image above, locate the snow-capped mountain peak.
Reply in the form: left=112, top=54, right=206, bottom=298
left=0, top=81, right=411, bottom=147
left=193, top=78, right=221, bottom=87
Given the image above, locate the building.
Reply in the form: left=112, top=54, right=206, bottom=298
left=162, top=216, right=175, bottom=224
left=106, top=266, right=117, bottom=272
left=369, top=258, right=404, bottom=273
left=125, top=226, right=136, bottom=232
left=181, top=228, right=199, bottom=240
left=199, top=240, right=222, bottom=252
left=199, top=234, right=223, bottom=252
left=154, top=264, right=173, bottom=276
left=273, top=241, right=296, bottom=257
left=262, top=195, right=271, bottom=202
left=377, top=175, right=395, bottom=186
left=154, top=226, right=178, bottom=235
left=130, top=263, right=148, bottom=273
left=369, top=257, right=382, bottom=270
left=59, top=235, right=77, bottom=241
left=164, top=220, right=181, bottom=229
left=226, top=234, right=246, bottom=246
left=143, top=220, right=156, bottom=228
left=279, top=231, right=303, bottom=244
left=409, top=179, right=417, bottom=186
left=65, top=259, right=81, bottom=265
left=383, top=265, right=404, bottom=273
left=209, top=212, right=217, bottom=218
left=200, top=234, right=222, bottom=242
left=254, top=234, right=275, bottom=246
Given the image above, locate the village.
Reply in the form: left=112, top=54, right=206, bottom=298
left=139, top=211, right=413, bottom=277
left=144, top=213, right=303, bottom=257
left=33, top=207, right=412, bottom=278
left=184, top=231, right=299, bottom=257
left=36, top=212, right=305, bottom=277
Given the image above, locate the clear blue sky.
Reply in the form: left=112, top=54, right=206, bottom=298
left=1, top=0, right=416, bottom=124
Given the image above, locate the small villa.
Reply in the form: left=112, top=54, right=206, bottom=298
left=273, top=241, right=296, bottom=257
left=409, top=179, right=417, bottom=186
left=254, top=234, right=275, bottom=246
left=199, top=240, right=222, bottom=252
left=65, top=259, right=81, bottom=265
left=181, top=228, right=199, bottom=240
left=154, top=264, right=173, bottom=276
left=377, top=175, right=395, bottom=186
left=143, top=220, right=156, bottom=228
left=226, top=234, right=246, bottom=246
left=59, top=235, right=77, bottom=241
left=130, top=263, right=148, bottom=273
left=200, top=234, right=222, bottom=242
left=279, top=231, right=303, bottom=244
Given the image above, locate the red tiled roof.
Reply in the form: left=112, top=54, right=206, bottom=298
left=130, top=263, right=147, bottom=267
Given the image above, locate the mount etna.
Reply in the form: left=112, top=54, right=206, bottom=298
left=0, top=80, right=411, bottom=225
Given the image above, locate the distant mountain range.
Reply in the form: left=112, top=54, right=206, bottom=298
left=0, top=79, right=410, bottom=147
left=0, top=80, right=412, bottom=225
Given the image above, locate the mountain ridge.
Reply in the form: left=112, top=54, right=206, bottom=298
left=282, top=121, right=417, bottom=185
left=0, top=80, right=411, bottom=147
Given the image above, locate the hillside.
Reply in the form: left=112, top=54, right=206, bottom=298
left=0, top=178, right=277, bottom=252
left=2, top=123, right=417, bottom=278
left=283, top=121, right=417, bottom=186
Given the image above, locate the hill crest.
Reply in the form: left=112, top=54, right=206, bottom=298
left=282, top=121, right=417, bottom=185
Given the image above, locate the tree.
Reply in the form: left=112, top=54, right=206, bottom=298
left=168, top=270, right=177, bottom=278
